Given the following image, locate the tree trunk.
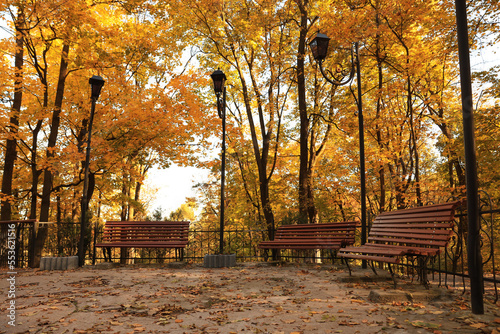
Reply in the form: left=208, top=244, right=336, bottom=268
left=296, top=0, right=311, bottom=224
left=235, top=53, right=276, bottom=240
left=1, top=7, right=24, bottom=222
left=33, top=43, right=70, bottom=268
left=120, top=174, right=130, bottom=264
left=374, top=1, right=386, bottom=214
left=407, top=60, right=422, bottom=206
left=39, top=43, right=69, bottom=220
left=29, top=121, right=43, bottom=220
left=56, top=194, right=62, bottom=255
left=440, top=123, right=466, bottom=192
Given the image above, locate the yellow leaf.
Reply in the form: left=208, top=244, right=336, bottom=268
left=411, top=320, right=441, bottom=329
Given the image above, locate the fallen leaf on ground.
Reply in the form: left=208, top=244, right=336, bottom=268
left=318, top=314, right=336, bottom=323
left=351, top=299, right=365, bottom=303
left=411, top=320, right=441, bottom=329
left=281, top=319, right=295, bottom=324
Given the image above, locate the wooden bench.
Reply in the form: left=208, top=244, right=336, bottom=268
left=95, top=221, right=190, bottom=261
left=258, top=221, right=359, bottom=260
left=338, top=201, right=462, bottom=286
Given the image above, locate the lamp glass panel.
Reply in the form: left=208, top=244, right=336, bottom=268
left=89, top=75, right=105, bottom=99
left=211, top=70, right=226, bottom=94
left=309, top=33, right=330, bottom=61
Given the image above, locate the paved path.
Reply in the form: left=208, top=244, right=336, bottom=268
left=1, top=263, right=499, bottom=333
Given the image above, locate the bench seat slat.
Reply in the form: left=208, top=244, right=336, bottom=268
left=367, top=236, right=449, bottom=247
left=102, top=233, right=188, bottom=238
left=259, top=241, right=348, bottom=245
left=338, top=253, right=401, bottom=264
left=368, top=231, right=451, bottom=240
left=258, top=221, right=359, bottom=252
left=369, top=223, right=454, bottom=229
left=96, top=242, right=188, bottom=248
left=279, top=222, right=358, bottom=227
left=272, top=235, right=355, bottom=239
left=339, top=245, right=407, bottom=256
left=259, top=245, right=345, bottom=250
left=340, top=243, right=441, bottom=257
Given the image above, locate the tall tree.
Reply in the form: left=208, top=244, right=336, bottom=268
left=174, top=0, right=297, bottom=239
left=295, top=0, right=315, bottom=223
left=1, top=5, right=24, bottom=221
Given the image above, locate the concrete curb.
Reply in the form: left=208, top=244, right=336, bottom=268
left=203, top=254, right=236, bottom=268
left=40, top=256, right=79, bottom=270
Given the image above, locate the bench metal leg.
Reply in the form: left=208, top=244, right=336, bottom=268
left=418, top=257, right=430, bottom=289
left=368, top=261, right=378, bottom=275
left=175, top=248, right=184, bottom=261
left=103, top=247, right=112, bottom=262
left=342, top=258, right=352, bottom=276
left=329, top=249, right=336, bottom=263
left=388, top=264, right=397, bottom=288
left=272, top=249, right=279, bottom=261
left=262, top=249, right=269, bottom=262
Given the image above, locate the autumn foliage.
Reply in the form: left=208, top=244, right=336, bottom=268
left=0, top=0, right=499, bottom=264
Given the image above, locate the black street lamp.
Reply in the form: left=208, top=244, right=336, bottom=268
left=210, top=69, right=227, bottom=255
left=78, top=75, right=105, bottom=267
left=309, top=32, right=356, bottom=86
left=455, top=0, right=483, bottom=314
left=309, top=33, right=367, bottom=260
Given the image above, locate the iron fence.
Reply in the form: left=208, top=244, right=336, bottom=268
left=0, top=220, right=37, bottom=268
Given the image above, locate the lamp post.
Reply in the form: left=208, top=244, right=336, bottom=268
left=210, top=69, right=227, bottom=255
left=455, top=0, right=483, bottom=315
left=78, top=75, right=105, bottom=267
left=309, top=33, right=367, bottom=261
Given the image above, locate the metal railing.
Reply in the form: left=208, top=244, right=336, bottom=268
left=0, top=220, right=37, bottom=268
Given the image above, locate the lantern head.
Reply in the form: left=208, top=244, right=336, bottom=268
left=309, top=32, right=330, bottom=61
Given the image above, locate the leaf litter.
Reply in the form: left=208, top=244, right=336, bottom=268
left=3, top=263, right=500, bottom=333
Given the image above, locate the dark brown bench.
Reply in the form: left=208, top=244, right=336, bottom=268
left=95, top=221, right=190, bottom=261
left=338, top=201, right=462, bottom=286
left=258, top=221, right=359, bottom=260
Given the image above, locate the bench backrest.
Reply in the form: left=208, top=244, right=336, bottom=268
left=101, top=221, right=190, bottom=242
left=369, top=201, right=462, bottom=249
left=275, top=221, right=358, bottom=242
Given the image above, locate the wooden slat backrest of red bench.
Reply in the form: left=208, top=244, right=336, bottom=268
left=367, top=201, right=461, bottom=252
left=258, top=221, right=359, bottom=250
left=96, top=221, right=189, bottom=247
